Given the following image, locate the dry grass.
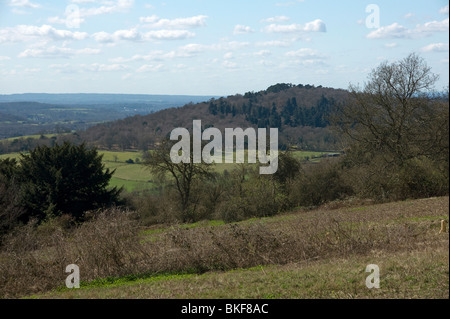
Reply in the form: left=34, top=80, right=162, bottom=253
left=33, top=246, right=449, bottom=299
left=0, top=196, right=448, bottom=299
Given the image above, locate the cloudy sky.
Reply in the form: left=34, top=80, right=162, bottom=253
left=0, top=0, right=448, bottom=95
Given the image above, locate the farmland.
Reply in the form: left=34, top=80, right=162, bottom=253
left=1, top=148, right=329, bottom=192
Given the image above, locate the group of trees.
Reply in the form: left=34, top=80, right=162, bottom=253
left=207, top=95, right=336, bottom=129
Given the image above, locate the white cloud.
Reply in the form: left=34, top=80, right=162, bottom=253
left=92, top=28, right=193, bottom=43
left=92, top=29, right=139, bottom=43
left=139, top=15, right=160, bottom=23
left=304, top=19, right=327, bottom=32
left=264, top=19, right=326, bottom=33
left=83, top=63, right=128, bottom=72
left=79, top=0, right=133, bottom=16
left=112, top=28, right=141, bottom=41
left=109, top=51, right=163, bottom=63
left=140, top=15, right=208, bottom=29
left=421, top=42, right=449, bottom=52
left=8, top=0, right=40, bottom=8
left=254, top=50, right=271, bottom=57
left=223, top=52, right=234, bottom=59
left=367, top=18, right=449, bottom=39
left=50, top=0, right=133, bottom=27
left=143, top=30, right=195, bottom=40
left=172, top=43, right=206, bottom=57
left=0, top=24, right=88, bottom=43
left=260, top=16, right=290, bottom=23
left=256, top=39, right=293, bottom=47
left=18, top=46, right=101, bottom=58
left=109, top=43, right=213, bottom=63
left=49, top=62, right=128, bottom=74
left=367, top=23, right=408, bottom=39
left=415, top=18, right=449, bottom=33
left=440, top=5, right=449, bottom=15
left=285, top=48, right=326, bottom=59
left=233, top=25, right=255, bottom=35
left=0, top=56, right=11, bottom=61
left=285, top=48, right=327, bottom=67
left=137, top=64, right=164, bottom=72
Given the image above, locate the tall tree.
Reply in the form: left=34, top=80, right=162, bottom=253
left=144, top=138, right=214, bottom=222
left=331, top=53, right=449, bottom=199
left=332, top=53, right=444, bottom=167
left=18, top=142, right=122, bottom=221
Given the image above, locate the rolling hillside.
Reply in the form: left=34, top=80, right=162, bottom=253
left=80, top=83, right=349, bottom=151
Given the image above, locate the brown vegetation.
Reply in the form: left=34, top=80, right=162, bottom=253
left=0, top=196, right=448, bottom=298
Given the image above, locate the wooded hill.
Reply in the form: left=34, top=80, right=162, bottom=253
left=80, top=83, right=349, bottom=151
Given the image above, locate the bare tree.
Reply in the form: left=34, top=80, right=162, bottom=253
left=144, top=139, right=214, bottom=222
left=332, top=53, right=446, bottom=167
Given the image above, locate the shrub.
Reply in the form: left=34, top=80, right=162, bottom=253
left=288, top=159, right=354, bottom=207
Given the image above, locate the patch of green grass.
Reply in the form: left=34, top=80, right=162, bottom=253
left=109, top=176, right=156, bottom=192
left=99, top=150, right=144, bottom=163
left=0, top=152, right=22, bottom=160
left=105, top=163, right=152, bottom=182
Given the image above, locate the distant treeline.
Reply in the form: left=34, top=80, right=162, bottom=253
left=208, top=94, right=335, bottom=129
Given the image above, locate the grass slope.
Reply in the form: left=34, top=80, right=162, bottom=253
left=27, top=196, right=449, bottom=299
left=32, top=248, right=449, bottom=299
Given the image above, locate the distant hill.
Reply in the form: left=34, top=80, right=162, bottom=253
left=80, top=84, right=349, bottom=151
left=0, top=94, right=218, bottom=139
left=0, top=93, right=218, bottom=106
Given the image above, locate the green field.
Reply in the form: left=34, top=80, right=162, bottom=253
left=1, top=149, right=328, bottom=192
left=101, top=152, right=156, bottom=192
left=1, top=133, right=71, bottom=142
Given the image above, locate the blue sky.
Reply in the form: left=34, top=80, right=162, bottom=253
left=0, top=0, right=448, bottom=95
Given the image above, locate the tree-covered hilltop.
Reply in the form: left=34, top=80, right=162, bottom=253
left=77, top=83, right=349, bottom=152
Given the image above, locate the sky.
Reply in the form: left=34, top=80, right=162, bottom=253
left=0, top=0, right=448, bottom=96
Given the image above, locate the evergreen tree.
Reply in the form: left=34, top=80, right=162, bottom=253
left=18, top=142, right=122, bottom=221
